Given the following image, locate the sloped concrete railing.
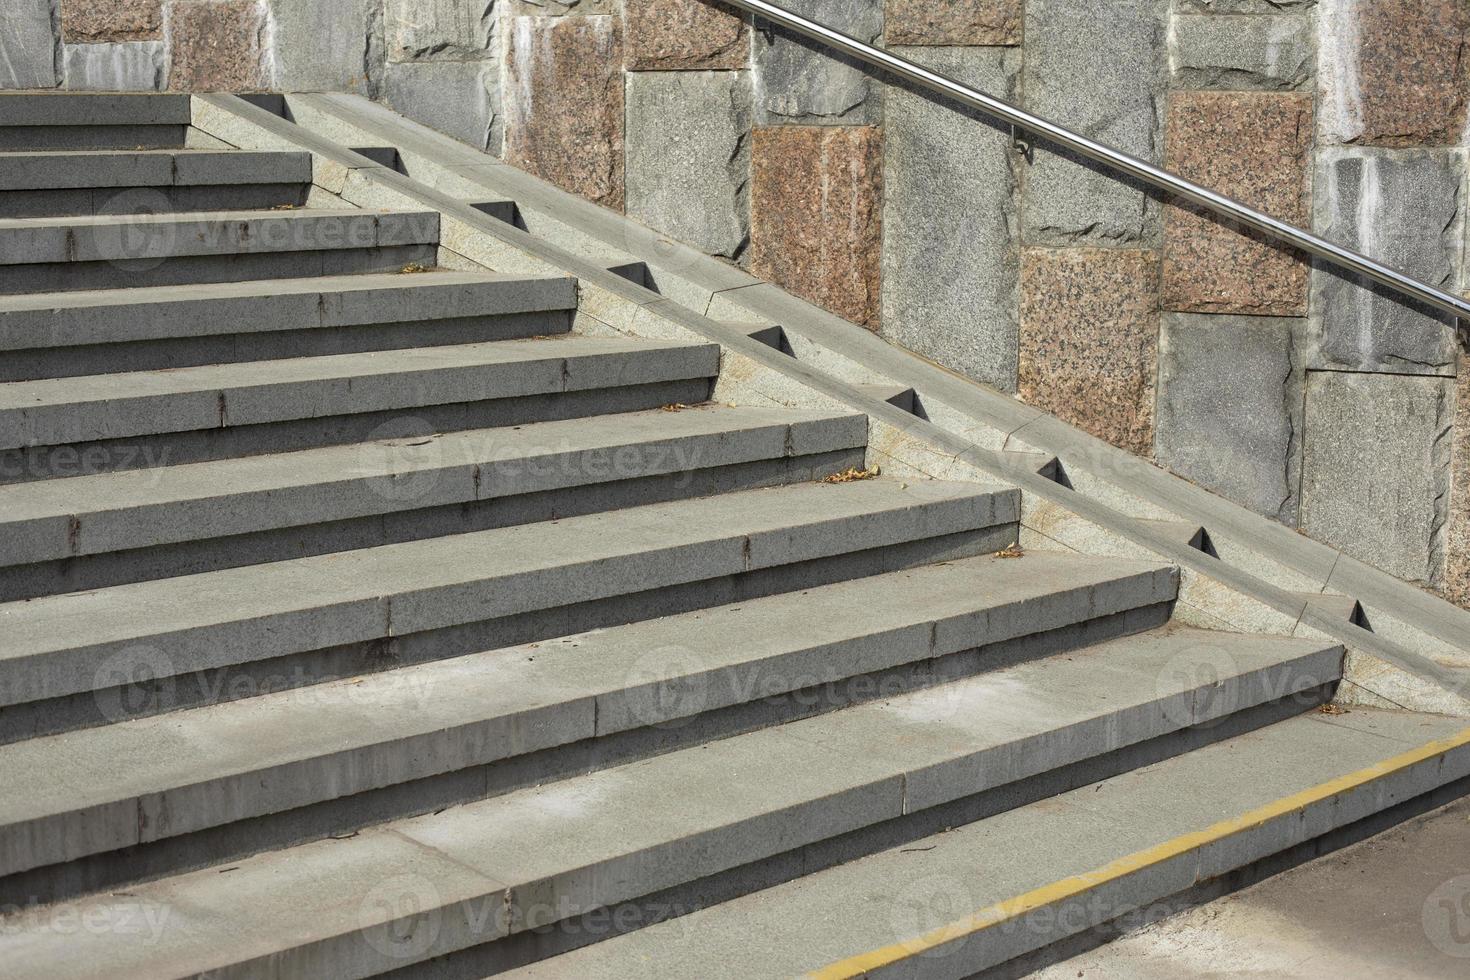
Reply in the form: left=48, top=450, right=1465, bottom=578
left=714, top=0, right=1470, bottom=325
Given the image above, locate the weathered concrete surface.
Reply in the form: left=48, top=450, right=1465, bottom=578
left=887, top=0, right=1023, bottom=45
left=1034, top=794, right=1470, bottom=979
left=1447, top=355, right=1470, bottom=609
left=1019, top=248, right=1160, bottom=455
left=881, top=46, right=1020, bottom=392
left=1319, top=0, right=1470, bottom=147
left=1300, top=370, right=1453, bottom=585
left=1155, top=313, right=1302, bottom=524
left=62, top=42, right=165, bottom=91
left=383, top=59, right=500, bottom=153
left=1308, top=147, right=1462, bottom=375
left=1163, top=91, right=1313, bottom=315
left=624, top=0, right=748, bottom=71
left=0, top=3, right=60, bottom=89
left=626, top=71, right=751, bottom=259
left=1170, top=13, right=1314, bottom=91
left=503, top=15, right=624, bottom=211
left=61, top=0, right=162, bottom=43
left=753, top=0, right=882, bottom=125
left=1022, top=0, right=1167, bottom=247
left=268, top=0, right=382, bottom=95
left=750, top=125, right=882, bottom=327
left=168, top=0, right=273, bottom=92
left=386, top=0, right=494, bottom=63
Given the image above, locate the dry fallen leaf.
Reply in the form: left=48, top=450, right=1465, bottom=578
left=1317, top=703, right=1349, bottom=716
left=399, top=262, right=432, bottom=274
left=823, top=465, right=881, bottom=484
left=995, top=544, right=1025, bottom=559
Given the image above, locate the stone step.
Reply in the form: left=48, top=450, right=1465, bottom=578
left=0, top=406, right=866, bottom=599
left=0, top=479, right=1018, bottom=725
left=514, top=707, right=1467, bottom=980
left=0, top=208, right=440, bottom=294
left=0, top=336, right=719, bottom=483
left=0, top=94, right=191, bottom=152
left=0, top=149, right=313, bottom=217
left=0, top=271, right=578, bottom=381
left=0, top=626, right=1342, bottom=978
left=0, top=551, right=1176, bottom=893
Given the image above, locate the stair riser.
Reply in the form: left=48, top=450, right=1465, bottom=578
left=0, top=244, right=437, bottom=295
left=1, top=601, right=1175, bottom=910
left=0, top=127, right=187, bottom=152
left=0, top=379, right=713, bottom=485
left=408, top=689, right=1335, bottom=980
left=0, top=184, right=310, bottom=219
left=0, top=311, right=574, bottom=382
left=0, top=448, right=866, bottom=601
left=2, top=526, right=1013, bottom=745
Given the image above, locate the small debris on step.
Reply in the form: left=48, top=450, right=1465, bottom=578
left=271, top=203, right=300, bottom=210
left=823, top=465, right=881, bottom=484
left=1317, top=703, right=1349, bottom=716
left=399, top=262, right=432, bottom=274
left=660, top=403, right=690, bottom=413
left=995, top=543, right=1025, bottom=559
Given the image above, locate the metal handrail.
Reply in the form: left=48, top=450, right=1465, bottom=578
left=720, top=0, right=1470, bottom=323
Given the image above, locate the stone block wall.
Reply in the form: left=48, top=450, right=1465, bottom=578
left=2, top=0, right=1469, bottom=612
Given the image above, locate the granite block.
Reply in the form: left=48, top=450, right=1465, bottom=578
left=886, top=0, right=1022, bottom=45
left=167, top=0, right=272, bottom=92
left=62, top=42, right=166, bottom=91
left=383, top=60, right=501, bottom=153
left=1320, top=0, right=1470, bottom=147
left=1162, top=91, right=1313, bottom=315
left=882, top=46, right=1021, bottom=391
left=61, top=0, right=162, bottom=43
left=1156, top=313, right=1304, bottom=523
left=1, top=3, right=60, bottom=89
left=1170, top=13, right=1314, bottom=91
left=1307, top=146, right=1462, bottom=375
left=750, top=125, right=883, bottom=327
left=503, top=15, right=624, bottom=211
left=387, top=0, right=494, bottom=62
left=625, top=0, right=748, bottom=71
left=1019, top=248, right=1161, bottom=455
left=1446, top=353, right=1470, bottom=608
left=753, top=0, right=882, bottom=125
left=1300, top=370, right=1453, bottom=584
left=268, top=0, right=383, bottom=95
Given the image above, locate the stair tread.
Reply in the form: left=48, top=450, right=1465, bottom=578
left=0, top=626, right=1342, bottom=979
left=509, top=707, right=1464, bottom=980
left=0, top=550, right=1176, bottom=874
left=0, top=405, right=865, bottom=560
left=0, top=479, right=1017, bottom=705
left=0, top=93, right=191, bottom=128
left=0, top=335, right=719, bottom=449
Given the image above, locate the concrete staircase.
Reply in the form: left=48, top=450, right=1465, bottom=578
left=0, top=92, right=1464, bottom=980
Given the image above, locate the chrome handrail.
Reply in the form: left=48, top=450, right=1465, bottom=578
left=720, top=0, right=1470, bottom=323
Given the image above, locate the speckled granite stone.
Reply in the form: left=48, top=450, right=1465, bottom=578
left=1300, top=370, right=1453, bottom=585
left=753, top=0, right=882, bottom=125
left=1446, top=351, right=1470, bottom=608
left=61, top=0, right=162, bottom=43
left=1156, top=313, right=1303, bottom=523
left=1019, top=248, right=1161, bottom=456
left=0, top=4, right=60, bottom=88
left=1170, top=13, right=1315, bottom=91
left=625, top=0, right=748, bottom=71
left=886, top=0, right=1022, bottom=45
left=750, top=126, right=883, bottom=327
left=1320, top=0, right=1470, bottom=147
left=1162, top=91, right=1312, bottom=315
left=503, top=16, right=625, bottom=211
left=168, top=1, right=272, bottom=92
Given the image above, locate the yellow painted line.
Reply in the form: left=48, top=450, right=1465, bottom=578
left=807, top=724, right=1470, bottom=980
